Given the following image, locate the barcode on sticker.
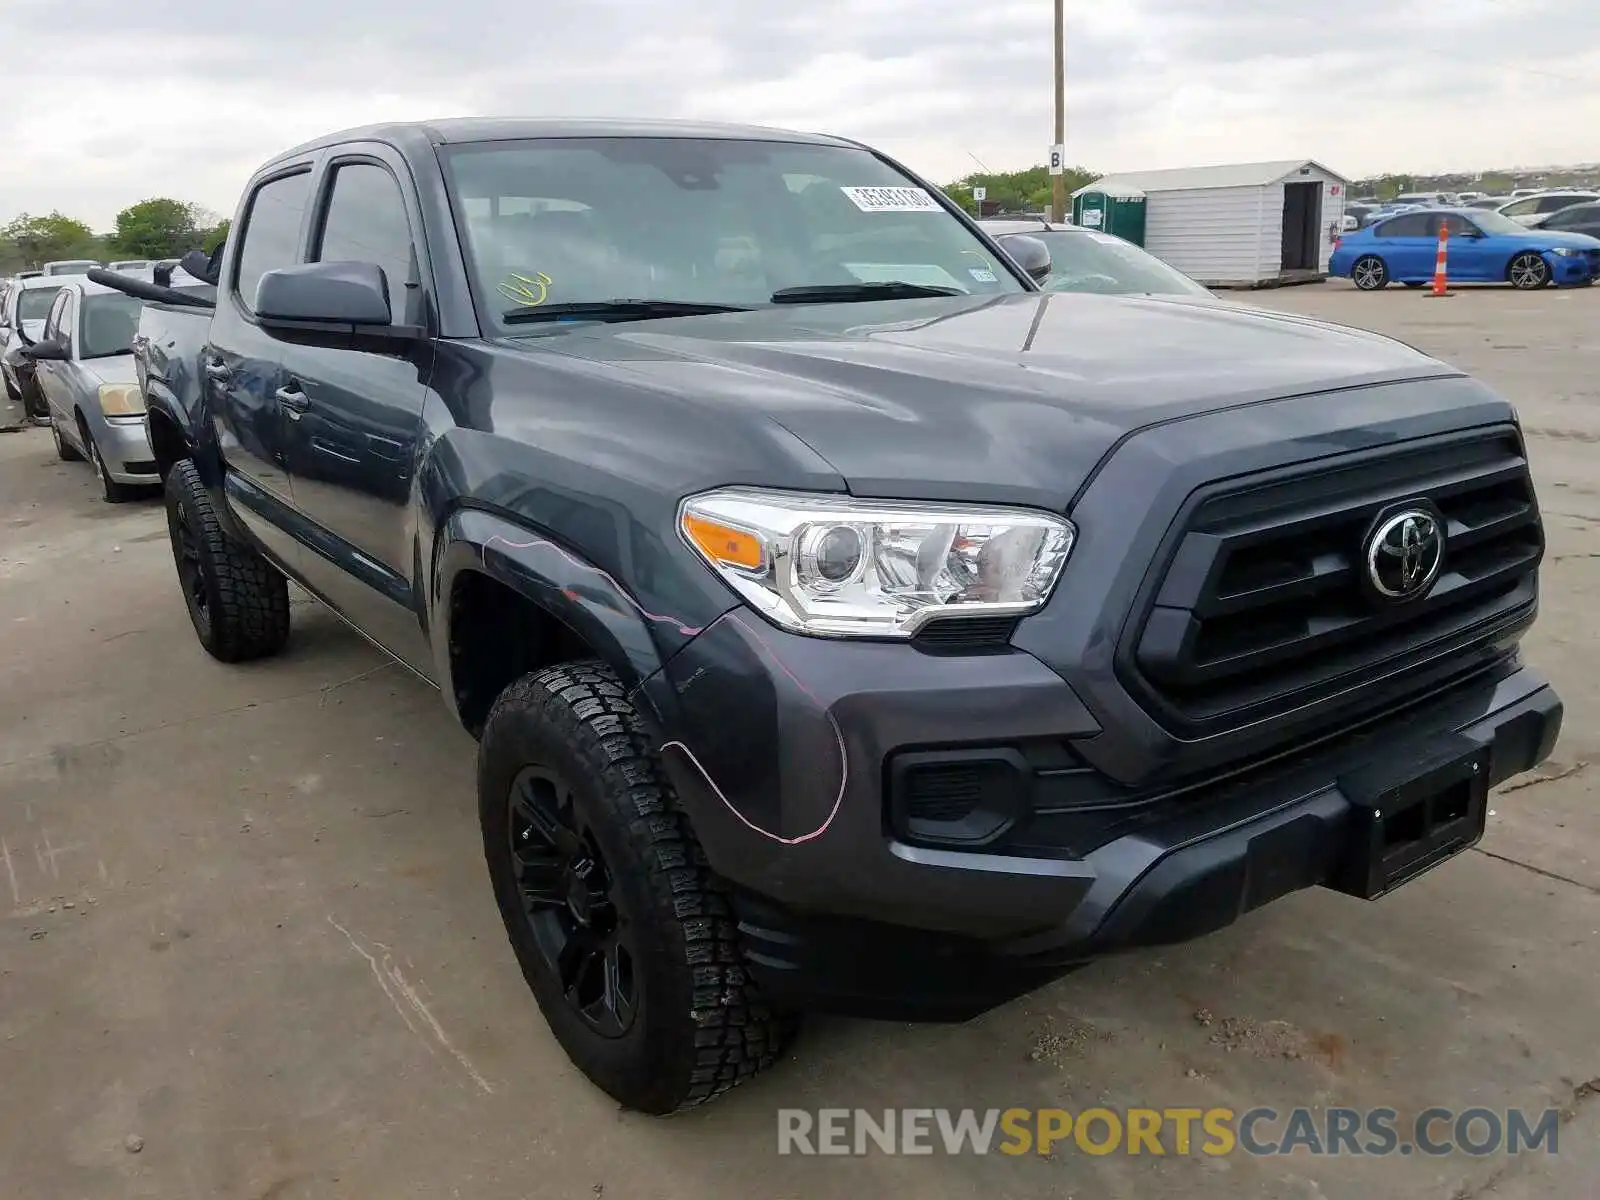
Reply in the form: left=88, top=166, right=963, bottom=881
left=840, top=186, right=942, bottom=213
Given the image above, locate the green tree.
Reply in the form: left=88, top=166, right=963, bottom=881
left=111, top=197, right=208, bottom=259
left=2, top=211, right=99, bottom=268
left=944, top=164, right=1099, bottom=217
left=204, top=218, right=231, bottom=253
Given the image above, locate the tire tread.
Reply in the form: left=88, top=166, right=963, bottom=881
left=166, top=459, right=290, bottom=662
left=480, top=660, right=796, bottom=1113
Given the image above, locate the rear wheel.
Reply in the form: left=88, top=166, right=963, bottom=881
left=1508, top=252, right=1550, bottom=290
left=2, top=372, right=19, bottom=402
left=164, top=458, right=290, bottom=662
left=1352, top=256, right=1388, bottom=290
left=479, top=660, right=797, bottom=1113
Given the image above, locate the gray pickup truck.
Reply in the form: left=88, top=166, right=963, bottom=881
left=116, top=117, right=1560, bottom=1115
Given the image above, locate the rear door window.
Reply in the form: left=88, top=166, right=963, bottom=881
left=1375, top=213, right=1431, bottom=237
left=1435, top=213, right=1479, bottom=238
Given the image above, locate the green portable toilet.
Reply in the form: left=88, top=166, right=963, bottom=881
left=1072, top=186, right=1147, bottom=246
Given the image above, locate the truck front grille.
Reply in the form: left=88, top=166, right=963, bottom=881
left=1125, top=427, right=1542, bottom=733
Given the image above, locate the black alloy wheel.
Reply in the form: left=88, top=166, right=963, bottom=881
left=507, top=765, right=638, bottom=1039
left=172, top=497, right=212, bottom=640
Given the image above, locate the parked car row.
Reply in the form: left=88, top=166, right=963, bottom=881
left=0, top=258, right=205, bottom=492
left=1329, top=206, right=1600, bottom=290
left=1345, top=188, right=1600, bottom=233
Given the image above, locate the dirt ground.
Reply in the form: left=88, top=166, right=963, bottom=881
left=2, top=282, right=1597, bottom=1199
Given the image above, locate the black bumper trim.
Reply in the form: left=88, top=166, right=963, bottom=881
left=735, top=674, right=1562, bottom=1021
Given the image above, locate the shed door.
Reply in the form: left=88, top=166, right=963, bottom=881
left=1281, top=181, right=1322, bottom=271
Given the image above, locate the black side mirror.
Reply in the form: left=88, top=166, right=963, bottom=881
left=995, top=233, right=1052, bottom=283
left=255, top=261, right=394, bottom=328
left=22, top=338, right=69, bottom=361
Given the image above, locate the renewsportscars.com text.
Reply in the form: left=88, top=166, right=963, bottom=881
left=777, top=1106, right=1562, bottom=1157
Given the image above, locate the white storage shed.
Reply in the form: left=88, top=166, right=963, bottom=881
left=1072, top=160, right=1353, bottom=287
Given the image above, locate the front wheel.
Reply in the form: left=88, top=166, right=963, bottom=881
left=164, top=458, right=291, bottom=661
left=50, top=418, right=82, bottom=462
left=83, top=424, right=138, bottom=503
left=1351, top=255, right=1388, bottom=290
left=479, top=660, right=797, bottom=1114
left=1508, top=252, right=1550, bottom=290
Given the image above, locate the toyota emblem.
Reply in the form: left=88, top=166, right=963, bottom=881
left=1365, top=509, right=1445, bottom=601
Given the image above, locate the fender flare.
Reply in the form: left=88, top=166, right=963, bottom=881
left=143, top=386, right=193, bottom=465
left=429, top=506, right=689, bottom=733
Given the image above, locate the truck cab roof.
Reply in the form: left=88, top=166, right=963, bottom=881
left=266, top=117, right=856, bottom=170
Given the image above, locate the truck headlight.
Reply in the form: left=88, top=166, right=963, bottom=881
left=98, top=384, right=145, bottom=417
left=679, top=487, right=1074, bottom=637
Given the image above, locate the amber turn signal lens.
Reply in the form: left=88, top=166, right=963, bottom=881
left=682, top=513, right=764, bottom=570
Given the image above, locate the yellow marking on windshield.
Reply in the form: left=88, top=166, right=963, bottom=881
left=498, top=271, right=553, bottom=306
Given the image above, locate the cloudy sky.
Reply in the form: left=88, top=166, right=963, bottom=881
left=4, top=0, right=1594, bottom=230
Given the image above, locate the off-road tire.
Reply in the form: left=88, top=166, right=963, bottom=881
left=479, top=660, right=797, bottom=1114
left=164, top=458, right=290, bottom=662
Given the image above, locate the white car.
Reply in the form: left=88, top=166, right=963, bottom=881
left=1496, top=191, right=1600, bottom=227
left=977, top=218, right=1214, bottom=298
left=1, top=274, right=72, bottom=415
left=26, top=278, right=157, bottom=502
left=40, top=259, right=103, bottom=276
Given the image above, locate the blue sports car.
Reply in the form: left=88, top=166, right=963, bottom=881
left=1329, top=207, right=1600, bottom=290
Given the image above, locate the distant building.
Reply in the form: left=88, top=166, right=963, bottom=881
left=1073, top=159, right=1352, bottom=287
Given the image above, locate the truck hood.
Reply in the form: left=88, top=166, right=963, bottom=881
left=511, top=292, right=1457, bottom=507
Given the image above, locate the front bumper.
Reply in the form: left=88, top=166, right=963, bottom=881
left=99, top=415, right=158, bottom=483
left=1547, top=252, right=1593, bottom=286
left=657, top=627, right=1559, bottom=1019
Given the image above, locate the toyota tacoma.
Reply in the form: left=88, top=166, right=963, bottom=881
left=119, top=118, right=1560, bottom=1115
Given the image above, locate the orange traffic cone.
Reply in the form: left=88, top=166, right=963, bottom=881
left=1425, top=226, right=1454, bottom=298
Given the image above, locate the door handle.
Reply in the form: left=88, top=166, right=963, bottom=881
left=203, top=359, right=231, bottom=381
left=275, top=385, right=311, bottom=417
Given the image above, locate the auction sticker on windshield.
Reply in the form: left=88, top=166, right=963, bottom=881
left=841, top=186, right=943, bottom=213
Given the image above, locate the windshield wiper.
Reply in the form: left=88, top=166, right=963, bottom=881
left=501, top=299, right=751, bottom=325
left=770, top=282, right=963, bottom=304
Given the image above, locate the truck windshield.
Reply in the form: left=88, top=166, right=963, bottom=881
left=441, top=137, right=1028, bottom=327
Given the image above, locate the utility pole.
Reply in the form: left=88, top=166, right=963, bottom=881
left=1051, top=0, right=1066, bottom=223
